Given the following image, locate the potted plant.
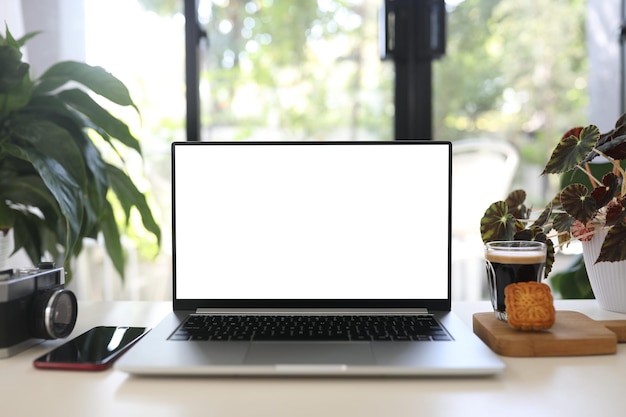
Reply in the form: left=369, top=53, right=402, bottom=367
left=481, top=112, right=626, bottom=311
left=0, top=27, right=160, bottom=280
left=480, top=188, right=556, bottom=279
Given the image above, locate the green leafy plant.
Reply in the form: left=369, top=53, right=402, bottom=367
left=480, top=189, right=555, bottom=278
left=0, top=27, right=160, bottom=279
left=541, top=120, right=626, bottom=263
left=481, top=113, right=626, bottom=270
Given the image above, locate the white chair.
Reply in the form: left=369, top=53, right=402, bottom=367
left=451, top=138, right=520, bottom=301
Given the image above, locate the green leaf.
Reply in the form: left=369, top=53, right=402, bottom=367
left=58, top=89, right=141, bottom=154
left=80, top=176, right=105, bottom=232
left=1, top=28, right=157, bottom=281
left=505, top=189, right=526, bottom=207
left=11, top=118, right=87, bottom=188
left=544, top=238, right=555, bottom=278
left=100, top=201, right=125, bottom=279
left=1, top=26, right=39, bottom=48
left=34, top=61, right=138, bottom=110
left=11, top=211, right=46, bottom=264
left=0, top=54, right=32, bottom=117
left=597, top=222, right=626, bottom=263
left=105, top=164, right=161, bottom=246
left=3, top=140, right=84, bottom=257
left=543, top=125, right=600, bottom=174
left=553, top=212, right=576, bottom=233
left=0, top=44, right=29, bottom=93
left=560, top=183, right=596, bottom=223
left=0, top=199, right=15, bottom=230
left=0, top=28, right=33, bottom=116
left=21, top=95, right=114, bottom=189
left=15, top=31, right=41, bottom=47
left=505, top=189, right=530, bottom=219
left=513, top=227, right=539, bottom=241
left=1, top=175, right=61, bottom=219
left=480, top=201, right=522, bottom=243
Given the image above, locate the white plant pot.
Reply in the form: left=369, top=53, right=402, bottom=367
left=0, top=232, right=10, bottom=270
left=581, top=228, right=626, bottom=313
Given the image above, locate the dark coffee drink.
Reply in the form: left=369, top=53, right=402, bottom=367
left=485, top=242, right=547, bottom=321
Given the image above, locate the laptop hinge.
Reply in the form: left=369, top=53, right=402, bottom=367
left=194, top=308, right=430, bottom=315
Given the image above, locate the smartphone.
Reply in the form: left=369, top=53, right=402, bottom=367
left=33, top=326, right=150, bottom=371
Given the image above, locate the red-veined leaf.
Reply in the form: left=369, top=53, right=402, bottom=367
left=543, top=125, right=600, bottom=174
left=560, top=183, right=596, bottom=223
left=597, top=222, right=626, bottom=263
left=553, top=212, right=576, bottom=233
left=606, top=200, right=626, bottom=226
left=505, top=189, right=530, bottom=219
left=480, top=201, right=523, bottom=243
left=590, top=173, right=619, bottom=209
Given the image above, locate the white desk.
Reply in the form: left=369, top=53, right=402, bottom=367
left=2, top=300, right=625, bottom=417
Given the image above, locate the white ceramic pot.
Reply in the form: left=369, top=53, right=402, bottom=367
left=581, top=228, right=626, bottom=313
left=0, top=232, right=10, bottom=270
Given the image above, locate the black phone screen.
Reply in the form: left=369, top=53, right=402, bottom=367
left=34, top=326, right=150, bottom=370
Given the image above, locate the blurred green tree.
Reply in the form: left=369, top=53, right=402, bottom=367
left=140, top=0, right=393, bottom=140
left=435, top=0, right=587, bottom=166
left=138, top=0, right=587, bottom=153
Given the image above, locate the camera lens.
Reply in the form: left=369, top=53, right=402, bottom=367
left=32, top=289, right=78, bottom=339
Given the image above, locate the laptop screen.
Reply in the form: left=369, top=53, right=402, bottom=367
left=172, top=141, right=451, bottom=309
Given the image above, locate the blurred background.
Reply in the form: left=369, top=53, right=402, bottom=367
left=1, top=0, right=622, bottom=301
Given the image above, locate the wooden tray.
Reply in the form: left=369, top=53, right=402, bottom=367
left=473, top=311, right=626, bottom=357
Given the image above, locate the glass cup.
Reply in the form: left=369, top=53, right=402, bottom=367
left=485, top=241, right=547, bottom=321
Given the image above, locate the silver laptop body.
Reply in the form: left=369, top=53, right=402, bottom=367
left=116, top=141, right=504, bottom=376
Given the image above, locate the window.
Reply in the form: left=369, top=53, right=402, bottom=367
left=194, top=0, right=393, bottom=141
left=13, top=0, right=608, bottom=301
left=80, top=0, right=394, bottom=299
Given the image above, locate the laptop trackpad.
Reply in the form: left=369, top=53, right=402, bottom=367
left=244, top=342, right=375, bottom=365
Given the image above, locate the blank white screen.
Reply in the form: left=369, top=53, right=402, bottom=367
left=174, top=143, right=450, bottom=300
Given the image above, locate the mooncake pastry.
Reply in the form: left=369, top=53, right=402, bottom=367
left=505, top=282, right=555, bottom=331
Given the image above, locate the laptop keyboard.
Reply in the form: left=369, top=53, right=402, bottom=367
left=168, top=314, right=452, bottom=342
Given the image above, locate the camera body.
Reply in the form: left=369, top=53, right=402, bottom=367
left=0, top=263, right=78, bottom=358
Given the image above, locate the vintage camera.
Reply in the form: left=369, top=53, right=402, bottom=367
left=0, top=263, right=78, bottom=358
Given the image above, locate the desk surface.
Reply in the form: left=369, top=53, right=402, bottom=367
left=2, top=300, right=625, bottom=417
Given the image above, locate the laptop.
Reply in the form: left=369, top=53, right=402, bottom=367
left=116, top=141, right=505, bottom=376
